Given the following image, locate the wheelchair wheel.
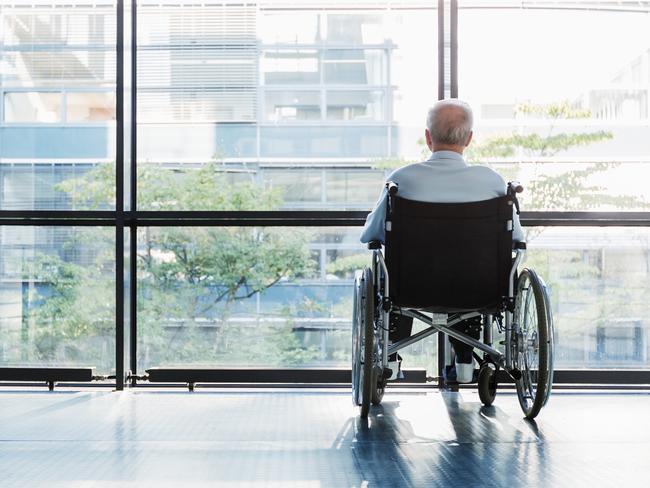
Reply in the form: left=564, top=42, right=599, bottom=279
left=512, top=268, right=553, bottom=419
left=478, top=365, right=497, bottom=406
left=351, top=267, right=374, bottom=417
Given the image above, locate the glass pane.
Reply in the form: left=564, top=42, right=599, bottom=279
left=138, top=3, right=257, bottom=123
left=325, top=170, right=384, bottom=207
left=326, top=90, right=383, bottom=121
left=0, top=226, right=115, bottom=374
left=262, top=50, right=320, bottom=85
left=138, top=3, right=436, bottom=210
left=523, top=227, right=650, bottom=369
left=4, top=92, right=62, bottom=123
left=264, top=169, right=323, bottom=205
left=459, top=3, right=650, bottom=211
left=323, top=49, right=385, bottom=85
left=260, top=12, right=319, bottom=44
left=0, top=2, right=116, bottom=210
left=66, top=92, right=116, bottom=122
left=264, top=91, right=321, bottom=122
left=485, top=161, right=650, bottom=212
left=324, top=13, right=384, bottom=44
left=137, top=226, right=438, bottom=373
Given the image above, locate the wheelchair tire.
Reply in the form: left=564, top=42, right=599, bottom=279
left=351, top=267, right=375, bottom=418
left=478, top=365, right=497, bottom=407
left=351, top=271, right=363, bottom=407
left=512, top=268, right=553, bottom=419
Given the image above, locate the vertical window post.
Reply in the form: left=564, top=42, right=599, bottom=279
left=116, top=0, right=125, bottom=390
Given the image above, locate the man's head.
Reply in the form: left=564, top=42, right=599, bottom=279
left=425, top=99, right=473, bottom=154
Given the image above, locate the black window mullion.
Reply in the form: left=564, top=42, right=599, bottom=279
left=130, top=0, right=138, bottom=387
left=115, top=0, right=125, bottom=391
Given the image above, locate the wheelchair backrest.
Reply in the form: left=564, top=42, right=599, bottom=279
left=384, top=193, right=514, bottom=312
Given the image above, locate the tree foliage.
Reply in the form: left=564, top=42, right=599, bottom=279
left=20, top=162, right=318, bottom=368
left=464, top=101, right=648, bottom=211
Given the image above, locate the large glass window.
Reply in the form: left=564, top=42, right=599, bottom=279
left=0, top=226, right=115, bottom=374
left=459, top=2, right=650, bottom=211
left=524, top=227, right=650, bottom=369
left=137, top=226, right=437, bottom=372
left=137, top=1, right=437, bottom=210
left=0, top=1, right=116, bottom=210
left=6, top=1, right=649, bottom=382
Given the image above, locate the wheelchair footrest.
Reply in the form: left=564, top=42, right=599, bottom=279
left=443, top=364, right=479, bottom=384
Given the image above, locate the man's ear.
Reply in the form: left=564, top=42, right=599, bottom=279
left=425, top=129, right=434, bottom=151
left=465, top=130, right=473, bottom=147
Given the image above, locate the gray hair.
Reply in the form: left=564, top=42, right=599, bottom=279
left=426, top=99, right=473, bottom=145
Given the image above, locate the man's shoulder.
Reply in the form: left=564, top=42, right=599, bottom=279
left=463, top=163, right=506, bottom=184
left=386, top=161, right=429, bottom=181
left=387, top=159, right=506, bottom=188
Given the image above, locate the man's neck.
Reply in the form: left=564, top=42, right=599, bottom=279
left=431, top=144, right=464, bottom=154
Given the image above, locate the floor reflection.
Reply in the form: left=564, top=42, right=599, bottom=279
left=350, top=402, right=420, bottom=486
left=346, top=391, right=557, bottom=487
left=2, top=389, right=650, bottom=487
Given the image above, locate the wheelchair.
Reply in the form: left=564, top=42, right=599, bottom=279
left=352, top=181, right=554, bottom=419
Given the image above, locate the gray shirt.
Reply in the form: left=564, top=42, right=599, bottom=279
left=360, top=150, right=525, bottom=243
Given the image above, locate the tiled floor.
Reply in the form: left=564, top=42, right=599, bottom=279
left=1, top=387, right=650, bottom=487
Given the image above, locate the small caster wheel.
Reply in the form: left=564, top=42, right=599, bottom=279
left=478, top=366, right=497, bottom=406
left=371, top=366, right=386, bottom=405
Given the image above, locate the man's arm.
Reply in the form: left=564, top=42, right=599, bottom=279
left=360, top=187, right=388, bottom=243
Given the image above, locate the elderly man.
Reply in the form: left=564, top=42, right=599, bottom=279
left=360, top=98, right=524, bottom=383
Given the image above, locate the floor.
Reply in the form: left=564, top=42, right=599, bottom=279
left=1, top=388, right=650, bottom=487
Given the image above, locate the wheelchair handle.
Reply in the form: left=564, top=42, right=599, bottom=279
left=507, top=181, right=523, bottom=215
left=508, top=181, right=523, bottom=195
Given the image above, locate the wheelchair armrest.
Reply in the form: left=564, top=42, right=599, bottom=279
left=514, top=241, right=527, bottom=250
left=367, top=240, right=382, bottom=250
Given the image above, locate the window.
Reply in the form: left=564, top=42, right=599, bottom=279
left=66, top=92, right=116, bottom=122
left=262, top=50, right=320, bottom=85
left=524, top=227, right=650, bottom=369
left=0, top=226, right=115, bottom=373
left=264, top=91, right=321, bottom=122
left=9, top=2, right=649, bottom=382
left=323, top=49, right=385, bottom=85
left=459, top=2, right=650, bottom=211
left=326, top=90, right=384, bottom=121
left=4, top=92, right=62, bottom=123
left=0, top=2, right=116, bottom=210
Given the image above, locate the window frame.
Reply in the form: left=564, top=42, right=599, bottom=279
left=1, top=0, right=650, bottom=389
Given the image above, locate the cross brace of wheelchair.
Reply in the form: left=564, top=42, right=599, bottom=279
left=352, top=181, right=554, bottom=419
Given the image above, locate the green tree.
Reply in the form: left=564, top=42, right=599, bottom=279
left=464, top=101, right=645, bottom=213
left=18, top=251, right=114, bottom=365
left=18, top=162, right=319, bottom=370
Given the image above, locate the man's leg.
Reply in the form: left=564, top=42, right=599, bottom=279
left=388, top=313, right=413, bottom=379
left=448, top=316, right=482, bottom=383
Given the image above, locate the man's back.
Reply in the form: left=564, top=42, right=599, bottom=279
left=360, top=150, right=524, bottom=243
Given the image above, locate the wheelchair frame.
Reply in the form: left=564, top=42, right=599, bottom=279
left=371, top=245, right=524, bottom=377
left=353, top=181, right=554, bottom=419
